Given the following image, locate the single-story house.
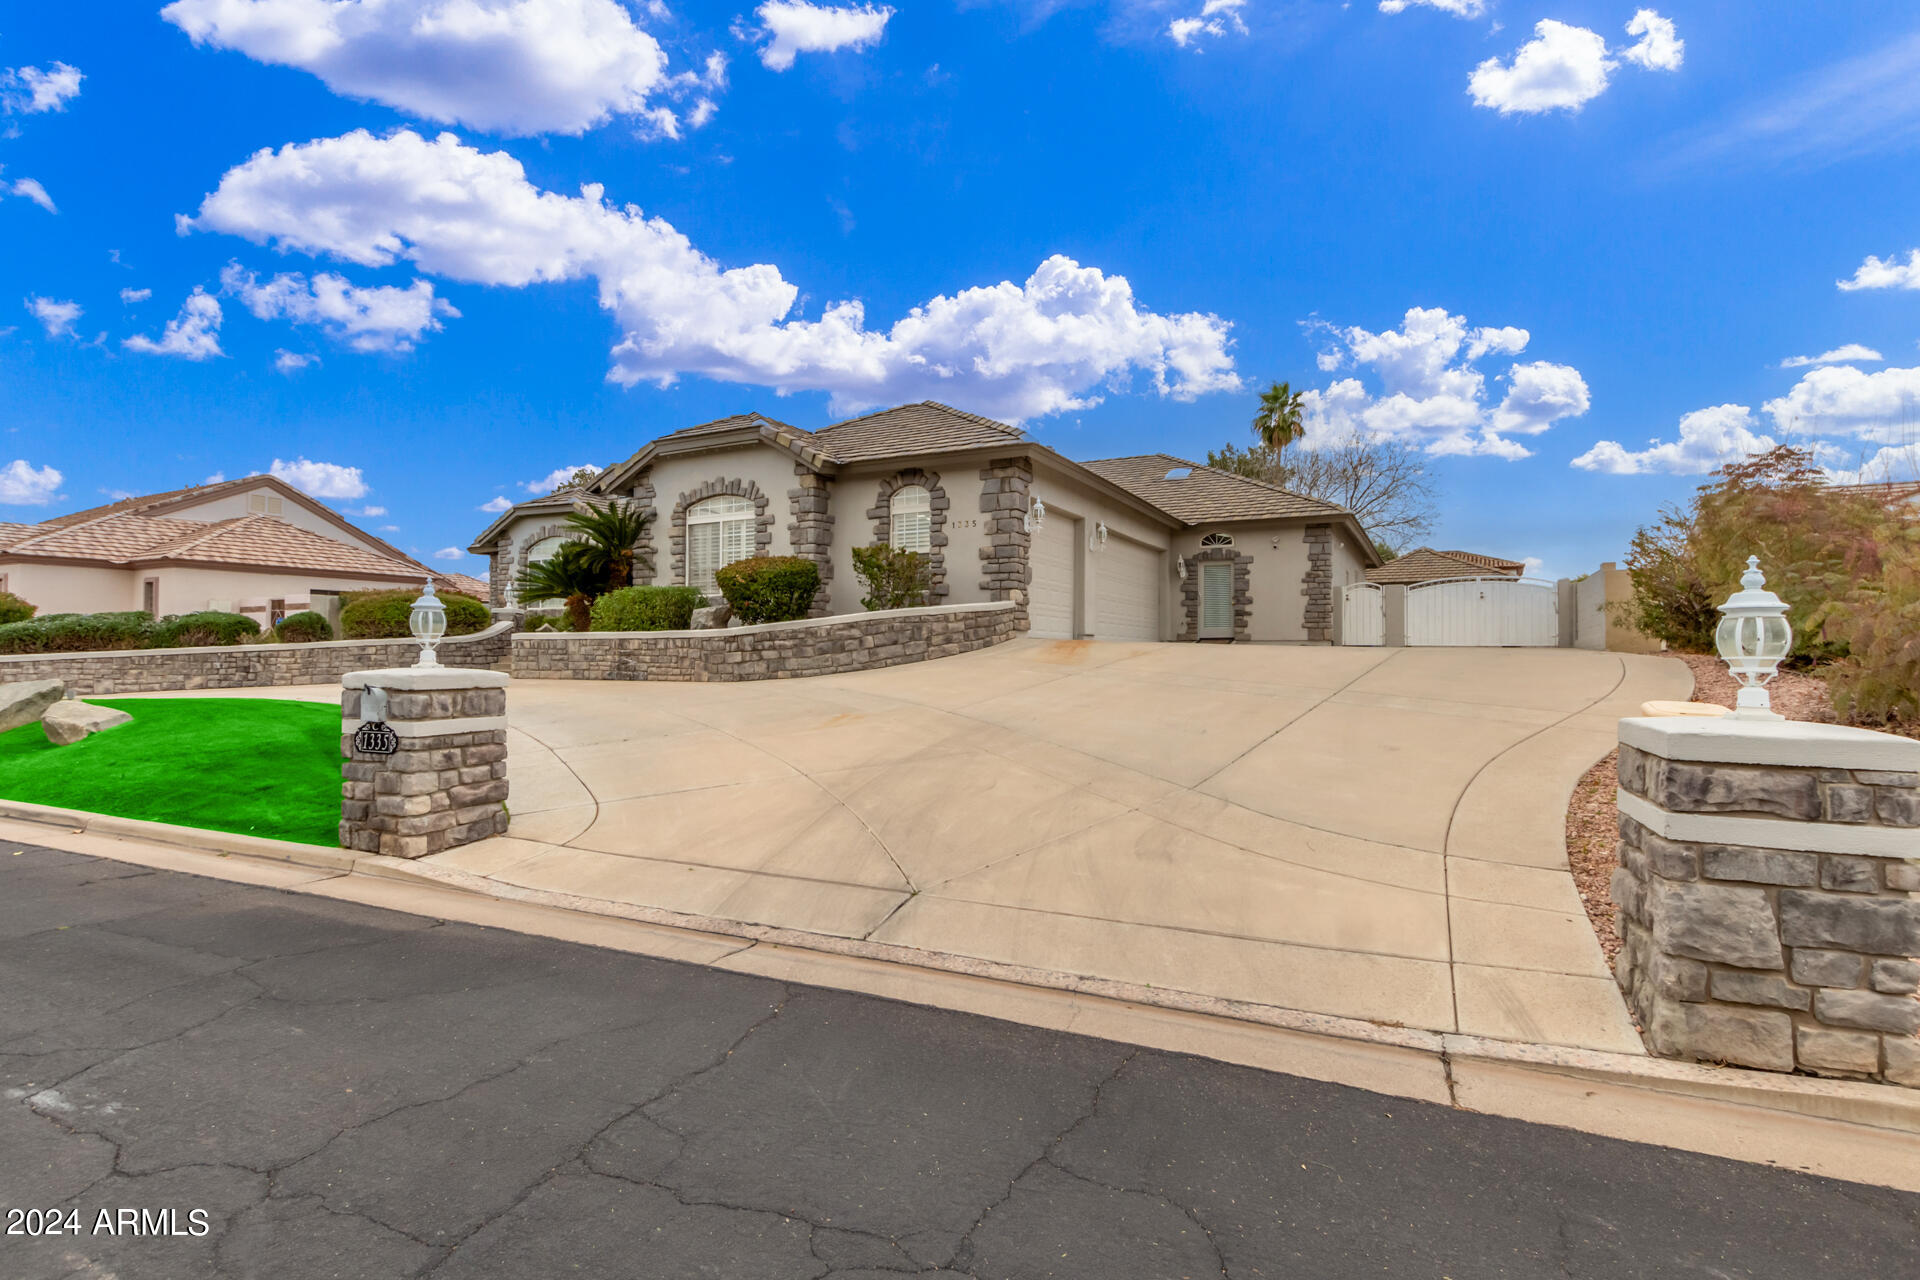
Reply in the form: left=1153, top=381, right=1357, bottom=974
left=1366, top=547, right=1526, bottom=586
left=0, top=476, right=466, bottom=627
left=469, top=401, right=1381, bottom=642
left=1828, top=479, right=1920, bottom=516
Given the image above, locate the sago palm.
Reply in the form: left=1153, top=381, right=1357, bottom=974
left=564, top=501, right=652, bottom=589
left=513, top=541, right=602, bottom=632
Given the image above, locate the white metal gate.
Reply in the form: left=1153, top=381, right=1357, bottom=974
left=1405, top=576, right=1558, bottom=647
left=1341, top=582, right=1384, bottom=646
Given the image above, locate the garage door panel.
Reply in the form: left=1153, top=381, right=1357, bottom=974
left=1029, top=517, right=1077, bottom=639
left=1095, top=538, right=1159, bottom=641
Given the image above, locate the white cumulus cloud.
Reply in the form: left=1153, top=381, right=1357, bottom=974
left=25, top=296, right=82, bottom=339
left=753, top=1, right=892, bottom=71
left=1822, top=444, right=1920, bottom=487
left=1571, top=404, right=1776, bottom=475
left=123, top=289, right=224, bottom=360
left=1839, top=250, right=1920, bottom=292
left=0, top=459, right=64, bottom=505
left=275, top=349, right=319, bottom=373
left=1168, top=0, right=1248, bottom=49
left=1, top=61, right=83, bottom=114
left=1621, top=8, right=1683, bottom=71
left=1761, top=364, right=1920, bottom=443
left=270, top=457, right=369, bottom=499
left=479, top=494, right=515, bottom=512
left=1379, top=0, right=1485, bottom=16
left=432, top=546, right=466, bottom=560
left=1470, top=11, right=1680, bottom=115
left=183, top=128, right=1240, bottom=419
left=526, top=464, right=600, bottom=493
left=1301, top=306, right=1586, bottom=458
left=353, top=505, right=388, bottom=516
left=119, top=287, right=153, bottom=304
left=161, top=0, right=706, bottom=137
left=1780, top=344, right=1883, bottom=369
left=222, top=263, right=457, bottom=352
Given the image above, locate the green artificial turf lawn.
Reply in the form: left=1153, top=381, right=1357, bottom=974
left=0, top=698, right=340, bottom=847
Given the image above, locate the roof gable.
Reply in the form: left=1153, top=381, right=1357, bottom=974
left=810, top=401, right=1026, bottom=462
left=1366, top=547, right=1524, bottom=584
left=1080, top=454, right=1345, bottom=524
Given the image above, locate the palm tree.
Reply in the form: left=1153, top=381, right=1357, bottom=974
left=563, top=502, right=652, bottom=590
left=513, top=542, right=602, bottom=632
left=1252, top=381, right=1306, bottom=459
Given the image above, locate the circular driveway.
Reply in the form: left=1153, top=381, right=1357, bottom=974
left=439, top=639, right=1691, bottom=1053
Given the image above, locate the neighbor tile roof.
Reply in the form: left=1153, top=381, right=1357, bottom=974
left=1, top=511, right=427, bottom=578
left=436, top=572, right=491, bottom=598
left=1366, top=547, right=1525, bottom=584
left=1079, top=454, right=1345, bottom=524
left=659, top=412, right=809, bottom=443
left=811, top=401, right=1026, bottom=462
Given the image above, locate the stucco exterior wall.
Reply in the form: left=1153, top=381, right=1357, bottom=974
left=0, top=564, right=139, bottom=615
left=148, top=567, right=417, bottom=619
left=644, top=447, right=800, bottom=581
left=1169, top=521, right=1313, bottom=643
left=824, top=461, right=998, bottom=615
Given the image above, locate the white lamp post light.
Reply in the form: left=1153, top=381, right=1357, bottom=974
left=409, top=580, right=448, bottom=669
left=1715, top=556, right=1792, bottom=721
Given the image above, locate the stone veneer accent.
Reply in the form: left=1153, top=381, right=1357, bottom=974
left=488, top=542, right=513, bottom=605
left=787, top=463, right=835, bottom=617
left=630, top=472, right=658, bottom=586
left=1177, top=547, right=1253, bottom=642
left=0, top=622, right=515, bottom=697
left=512, top=602, right=1019, bottom=682
left=1301, top=523, right=1334, bottom=643
left=976, top=457, right=1032, bottom=631
left=669, top=478, right=773, bottom=587
left=1611, top=726, right=1920, bottom=1086
left=340, top=669, right=509, bottom=858
left=866, top=469, right=950, bottom=603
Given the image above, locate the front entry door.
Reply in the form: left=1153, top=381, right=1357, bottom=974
left=1198, top=561, right=1233, bottom=639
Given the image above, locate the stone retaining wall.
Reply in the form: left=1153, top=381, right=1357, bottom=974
left=0, top=622, right=516, bottom=695
left=1611, top=717, right=1920, bottom=1085
left=511, top=602, right=1020, bottom=682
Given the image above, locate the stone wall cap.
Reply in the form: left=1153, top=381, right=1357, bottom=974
left=1617, top=788, right=1918, bottom=860
left=1620, top=715, right=1920, bottom=772
left=0, top=619, right=517, bottom=665
left=513, top=599, right=1018, bottom=643
left=343, top=668, right=512, bottom=691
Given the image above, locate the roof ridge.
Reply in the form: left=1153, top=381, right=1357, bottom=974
left=915, top=401, right=1025, bottom=435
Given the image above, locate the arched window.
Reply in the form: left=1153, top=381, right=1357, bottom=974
left=1200, top=532, right=1234, bottom=548
left=525, top=535, right=569, bottom=565
left=890, top=484, right=931, bottom=553
left=687, top=494, right=756, bottom=595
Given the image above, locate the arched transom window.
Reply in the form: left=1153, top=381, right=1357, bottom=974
left=525, top=535, right=569, bottom=565
left=890, top=484, right=931, bottom=553
left=687, top=495, right=756, bottom=595
left=1200, top=532, right=1235, bottom=548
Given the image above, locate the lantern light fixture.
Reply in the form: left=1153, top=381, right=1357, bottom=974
left=1026, top=498, right=1046, bottom=533
left=409, top=579, right=449, bottom=669
left=1714, top=556, right=1792, bottom=721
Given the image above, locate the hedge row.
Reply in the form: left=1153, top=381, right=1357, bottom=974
left=588, top=586, right=707, bottom=632
left=714, top=556, right=819, bottom=625
left=339, top=589, right=491, bottom=640
left=0, top=610, right=263, bottom=655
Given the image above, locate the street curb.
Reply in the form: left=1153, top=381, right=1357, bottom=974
left=0, top=799, right=359, bottom=873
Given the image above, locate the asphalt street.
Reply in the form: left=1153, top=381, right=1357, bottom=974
left=1, top=842, right=1916, bottom=1280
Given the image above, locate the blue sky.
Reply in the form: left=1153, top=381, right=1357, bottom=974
left=3, top=1, right=1918, bottom=578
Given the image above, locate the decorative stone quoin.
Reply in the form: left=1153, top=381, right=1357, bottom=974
left=1611, top=715, right=1920, bottom=1085
left=340, top=667, right=510, bottom=859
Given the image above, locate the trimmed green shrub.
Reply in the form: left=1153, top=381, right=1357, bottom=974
left=274, top=611, right=333, bottom=644
left=0, top=611, right=159, bottom=654
left=714, top=556, right=819, bottom=625
left=154, top=611, right=262, bottom=648
left=850, top=544, right=932, bottom=611
left=589, top=586, right=707, bottom=632
left=0, top=591, right=34, bottom=625
left=340, top=589, right=491, bottom=640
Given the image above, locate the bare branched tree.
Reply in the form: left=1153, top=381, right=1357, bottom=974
left=1207, top=436, right=1437, bottom=553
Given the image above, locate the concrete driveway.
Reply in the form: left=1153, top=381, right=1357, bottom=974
left=418, top=640, right=1689, bottom=1054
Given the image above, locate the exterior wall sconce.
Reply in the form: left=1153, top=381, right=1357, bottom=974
left=1715, top=556, right=1792, bottom=720
left=410, top=580, right=449, bottom=669
left=1089, top=522, right=1108, bottom=551
left=1176, top=557, right=1188, bottom=580
left=1025, top=498, right=1046, bottom=533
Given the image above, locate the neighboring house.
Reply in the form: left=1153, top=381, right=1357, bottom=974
left=0, top=476, right=461, bottom=627
left=469, top=402, right=1380, bottom=643
left=1366, top=547, right=1526, bottom=586
left=1827, top=479, right=1920, bottom=517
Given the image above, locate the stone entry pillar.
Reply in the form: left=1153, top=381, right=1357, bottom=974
left=1611, top=715, right=1920, bottom=1085
left=340, top=667, right=509, bottom=859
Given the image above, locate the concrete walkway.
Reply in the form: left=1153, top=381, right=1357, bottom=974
left=351, top=640, right=1687, bottom=1054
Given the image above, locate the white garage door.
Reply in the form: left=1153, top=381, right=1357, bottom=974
left=1095, top=537, right=1160, bottom=641
left=1028, top=515, right=1078, bottom=639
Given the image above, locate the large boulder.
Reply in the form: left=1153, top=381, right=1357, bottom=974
left=690, top=602, right=733, bottom=630
left=0, top=680, right=65, bottom=734
left=41, top=701, right=133, bottom=746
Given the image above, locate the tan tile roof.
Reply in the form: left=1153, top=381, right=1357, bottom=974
left=812, top=401, right=1026, bottom=462
left=1367, top=547, right=1524, bottom=584
left=33, top=481, right=218, bottom=529
left=660, top=412, right=808, bottom=444
left=0, top=523, right=37, bottom=550
left=436, top=572, right=490, bottom=598
left=1079, top=454, right=1345, bottom=524
left=1, top=511, right=425, bottom=579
